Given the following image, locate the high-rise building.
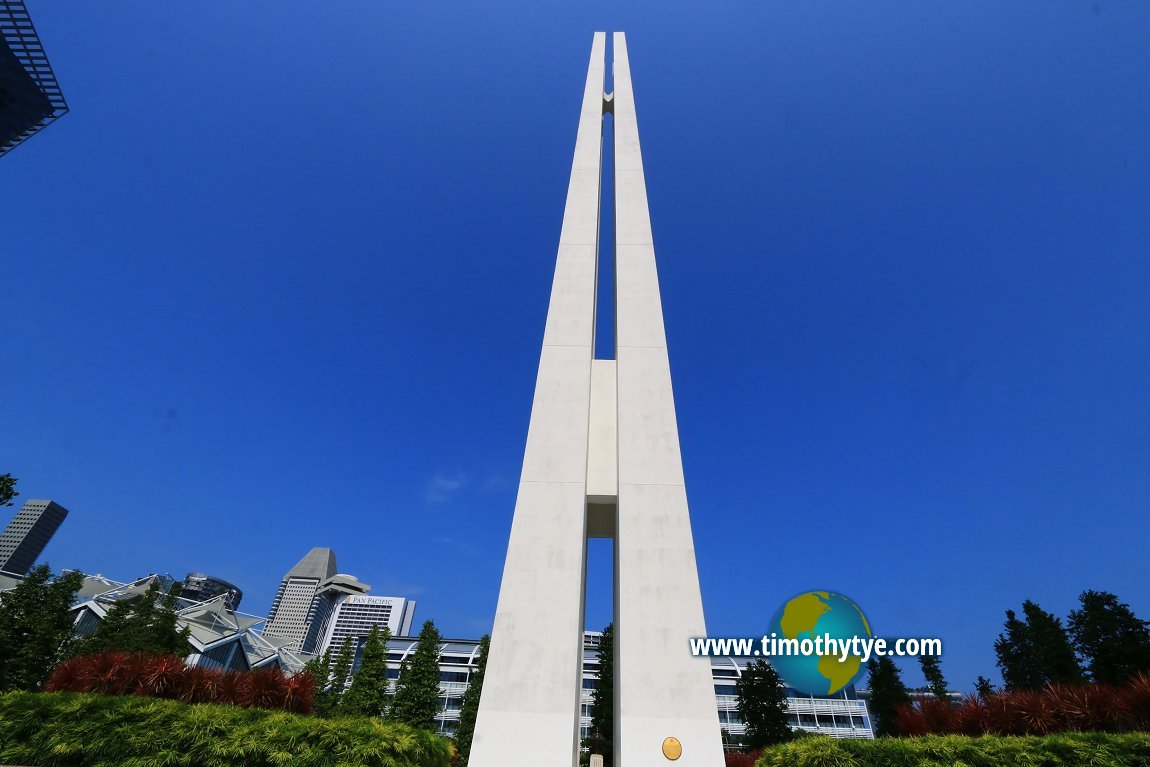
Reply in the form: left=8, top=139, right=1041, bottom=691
left=264, top=547, right=338, bottom=653
left=300, top=573, right=371, bottom=655
left=0, top=0, right=69, bottom=157
left=181, top=573, right=244, bottom=611
left=316, top=594, right=416, bottom=656
left=471, top=34, right=723, bottom=767
left=264, top=548, right=374, bottom=656
left=0, top=498, right=68, bottom=576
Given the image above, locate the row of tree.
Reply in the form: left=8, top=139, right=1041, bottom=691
left=995, top=591, right=1150, bottom=690
left=305, top=620, right=440, bottom=724
left=302, top=620, right=491, bottom=766
left=862, top=590, right=1150, bottom=737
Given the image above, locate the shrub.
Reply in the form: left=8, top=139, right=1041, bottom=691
left=756, top=732, right=1150, bottom=767
left=45, top=651, right=314, bottom=714
left=896, top=672, right=1150, bottom=737
left=724, top=749, right=761, bottom=767
left=0, top=690, right=453, bottom=767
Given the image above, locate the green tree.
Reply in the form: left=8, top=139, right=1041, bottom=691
left=328, top=637, right=355, bottom=710
left=735, top=658, right=791, bottom=750
left=389, top=619, right=442, bottom=730
left=995, top=600, right=1083, bottom=691
left=1068, top=590, right=1150, bottom=685
left=306, top=638, right=356, bottom=716
left=994, top=608, right=1034, bottom=691
left=866, top=656, right=910, bottom=737
left=70, top=579, right=189, bottom=657
left=1025, top=600, right=1085, bottom=686
left=303, top=648, right=335, bottom=715
left=0, top=564, right=84, bottom=691
left=453, top=634, right=489, bottom=767
left=918, top=653, right=949, bottom=702
left=342, top=624, right=393, bottom=717
left=974, top=675, right=996, bottom=700
left=586, top=623, right=613, bottom=763
left=0, top=473, right=17, bottom=508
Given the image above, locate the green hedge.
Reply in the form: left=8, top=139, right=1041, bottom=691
left=0, top=691, right=454, bottom=767
left=756, top=732, right=1150, bottom=767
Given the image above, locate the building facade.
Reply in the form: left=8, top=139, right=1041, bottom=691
left=316, top=593, right=416, bottom=656
left=264, top=547, right=339, bottom=653
left=347, top=632, right=873, bottom=742
left=263, top=547, right=379, bottom=656
left=709, top=656, right=873, bottom=743
left=300, top=573, right=371, bottom=655
left=0, top=498, right=68, bottom=575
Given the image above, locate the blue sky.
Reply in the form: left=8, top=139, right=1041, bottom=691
left=3, top=1, right=1149, bottom=694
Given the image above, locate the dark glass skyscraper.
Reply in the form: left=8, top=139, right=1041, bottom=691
left=0, top=0, right=68, bottom=157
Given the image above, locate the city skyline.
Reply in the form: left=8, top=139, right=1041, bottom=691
left=4, top=0, right=1150, bottom=698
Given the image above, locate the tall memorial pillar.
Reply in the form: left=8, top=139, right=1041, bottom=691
left=468, top=33, right=724, bottom=767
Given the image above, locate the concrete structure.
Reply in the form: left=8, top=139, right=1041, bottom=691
left=470, top=33, right=723, bottom=767
left=0, top=498, right=68, bottom=575
left=0, top=571, right=21, bottom=591
left=316, top=593, right=416, bottom=656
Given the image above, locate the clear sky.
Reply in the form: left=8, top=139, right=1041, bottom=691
left=3, top=1, right=1149, bottom=694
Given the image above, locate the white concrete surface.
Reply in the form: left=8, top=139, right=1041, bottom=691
left=467, top=32, right=606, bottom=767
left=612, top=31, right=725, bottom=767
left=587, top=359, right=618, bottom=503
left=471, top=31, right=723, bottom=767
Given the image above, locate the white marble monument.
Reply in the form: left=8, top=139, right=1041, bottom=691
left=468, top=32, right=724, bottom=767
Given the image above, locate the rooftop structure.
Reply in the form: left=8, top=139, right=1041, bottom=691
left=70, top=573, right=305, bottom=673
left=181, top=573, right=244, bottom=612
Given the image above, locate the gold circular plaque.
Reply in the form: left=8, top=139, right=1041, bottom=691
left=662, top=737, right=682, bottom=761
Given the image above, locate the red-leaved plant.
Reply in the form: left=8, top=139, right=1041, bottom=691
left=897, top=672, right=1150, bottom=736
left=45, top=651, right=313, bottom=714
left=723, top=750, right=761, bottom=767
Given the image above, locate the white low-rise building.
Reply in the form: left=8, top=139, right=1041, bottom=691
left=348, top=631, right=873, bottom=741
